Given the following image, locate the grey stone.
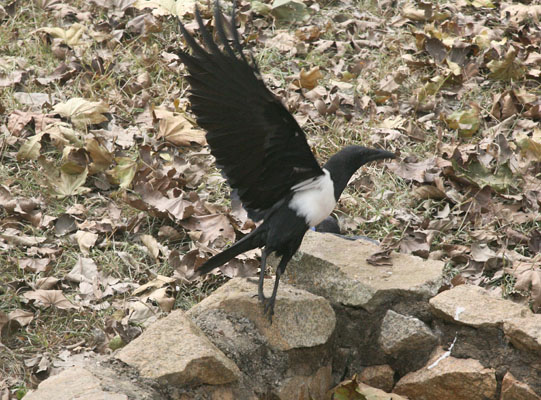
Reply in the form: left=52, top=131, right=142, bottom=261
left=356, top=383, right=407, bottom=399
left=379, top=310, right=437, bottom=355
left=187, top=277, right=335, bottom=351
left=504, top=315, right=541, bottom=354
left=276, top=365, right=332, bottom=400
left=275, top=231, right=444, bottom=312
left=501, top=371, right=541, bottom=400
left=429, top=285, right=531, bottom=328
left=24, top=367, right=128, bottom=400
left=359, top=364, right=395, bottom=393
left=394, top=348, right=497, bottom=400
left=116, top=308, right=240, bottom=386
left=23, top=362, right=164, bottom=400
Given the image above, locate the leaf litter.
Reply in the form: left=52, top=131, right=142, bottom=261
left=1, top=0, right=541, bottom=395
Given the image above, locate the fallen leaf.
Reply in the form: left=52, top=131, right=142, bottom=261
left=37, top=23, right=87, bottom=47
left=23, top=290, right=78, bottom=309
left=74, top=231, right=99, bottom=255
left=132, top=0, right=195, bottom=17
left=39, top=157, right=90, bottom=198
left=18, top=258, right=51, bottom=273
left=179, top=214, right=236, bottom=247
left=294, top=67, right=323, bottom=90
left=487, top=48, right=525, bottom=81
left=140, top=234, right=161, bottom=259
left=445, top=106, right=480, bottom=138
left=53, top=98, right=109, bottom=129
left=66, top=257, right=99, bottom=283
left=271, top=0, right=309, bottom=22
left=154, top=108, right=206, bottom=146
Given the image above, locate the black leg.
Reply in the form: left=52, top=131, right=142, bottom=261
left=263, top=267, right=281, bottom=321
left=257, top=249, right=268, bottom=302
left=262, top=255, right=289, bottom=323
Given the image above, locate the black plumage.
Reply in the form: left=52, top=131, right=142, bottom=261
left=177, top=2, right=395, bottom=320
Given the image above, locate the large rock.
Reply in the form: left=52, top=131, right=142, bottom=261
left=393, top=348, right=497, bottom=400
left=187, top=277, right=335, bottom=351
left=116, top=309, right=240, bottom=386
left=24, top=367, right=128, bottom=400
left=277, top=231, right=444, bottom=312
left=429, top=284, right=531, bottom=328
left=24, top=361, right=164, bottom=400
left=356, top=382, right=407, bottom=399
left=500, top=372, right=541, bottom=400
left=276, top=365, right=332, bottom=400
left=359, top=364, right=395, bottom=393
left=503, top=315, right=541, bottom=354
left=378, top=310, right=437, bottom=356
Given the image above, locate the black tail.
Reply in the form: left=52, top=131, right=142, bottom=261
left=194, top=230, right=261, bottom=276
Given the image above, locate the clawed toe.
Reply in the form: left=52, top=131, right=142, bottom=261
left=261, top=297, right=275, bottom=323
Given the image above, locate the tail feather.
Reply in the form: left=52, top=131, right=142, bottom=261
left=195, top=231, right=260, bottom=276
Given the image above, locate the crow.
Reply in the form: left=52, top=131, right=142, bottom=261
left=176, top=1, right=395, bottom=320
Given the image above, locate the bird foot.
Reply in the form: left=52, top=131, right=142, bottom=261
left=261, top=297, right=276, bottom=323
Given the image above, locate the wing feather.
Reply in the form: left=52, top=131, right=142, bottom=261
left=177, top=1, right=323, bottom=213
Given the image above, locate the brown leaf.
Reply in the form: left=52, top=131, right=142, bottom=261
left=387, top=158, right=436, bottom=183
left=400, top=231, right=430, bottom=258
left=179, top=214, right=236, bottom=247
left=74, top=231, right=99, bottom=255
left=18, top=258, right=51, bottom=273
left=8, top=309, right=34, bottom=327
left=65, top=257, right=98, bottom=283
left=154, top=107, right=206, bottom=147
left=294, top=67, right=323, bottom=90
left=23, top=290, right=78, bottom=309
left=366, top=249, right=393, bottom=266
left=0, top=70, right=24, bottom=87
left=140, top=234, right=162, bottom=260
left=487, top=48, right=525, bottom=81
left=413, top=185, right=446, bottom=200
left=1, top=228, right=46, bottom=246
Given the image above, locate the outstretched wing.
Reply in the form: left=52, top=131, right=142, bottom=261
left=176, top=2, right=323, bottom=214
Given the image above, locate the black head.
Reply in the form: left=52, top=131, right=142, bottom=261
left=323, top=145, right=395, bottom=200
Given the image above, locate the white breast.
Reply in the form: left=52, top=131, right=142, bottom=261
left=289, top=169, right=336, bottom=227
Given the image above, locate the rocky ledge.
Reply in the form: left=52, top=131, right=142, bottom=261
left=25, top=231, right=541, bottom=400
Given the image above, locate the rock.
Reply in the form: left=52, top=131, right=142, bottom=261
left=503, top=315, right=541, bottom=354
left=357, top=382, right=407, bottom=400
left=359, top=364, right=395, bottom=393
left=23, top=361, right=164, bottom=400
left=24, top=367, right=128, bottom=400
left=429, top=285, right=530, bottom=328
left=276, top=231, right=443, bottom=312
left=393, top=348, right=497, bottom=400
left=276, top=365, right=332, bottom=400
left=187, top=278, right=335, bottom=351
left=500, top=372, right=541, bottom=400
left=116, top=309, right=240, bottom=386
left=331, top=376, right=406, bottom=400
left=378, top=310, right=437, bottom=356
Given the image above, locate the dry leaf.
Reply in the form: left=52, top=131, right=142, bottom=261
left=23, top=290, right=78, bottom=309
left=66, top=257, right=99, bottom=283
left=74, top=231, right=99, bottom=255
left=154, top=108, right=206, bottom=146
left=132, top=0, right=195, bottom=17
left=37, top=23, right=87, bottom=47
left=295, top=67, right=323, bottom=90
left=53, top=98, right=109, bottom=129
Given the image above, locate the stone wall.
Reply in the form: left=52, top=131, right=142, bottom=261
left=25, top=231, right=541, bottom=400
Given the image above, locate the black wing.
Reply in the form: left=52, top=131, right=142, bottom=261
left=176, top=1, right=323, bottom=214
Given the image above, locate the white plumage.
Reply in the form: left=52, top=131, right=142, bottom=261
left=289, top=169, right=336, bottom=227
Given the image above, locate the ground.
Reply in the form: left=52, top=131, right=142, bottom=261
left=0, top=0, right=540, bottom=398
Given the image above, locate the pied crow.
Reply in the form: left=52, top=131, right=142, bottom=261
left=177, top=1, right=395, bottom=320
